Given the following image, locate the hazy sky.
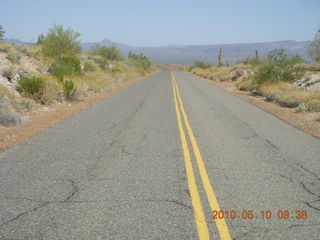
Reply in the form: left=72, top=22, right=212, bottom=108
left=1, top=0, right=319, bottom=46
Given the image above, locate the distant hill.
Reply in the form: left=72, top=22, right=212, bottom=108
left=4, top=38, right=33, bottom=45
left=4, top=38, right=309, bottom=65
left=82, top=39, right=310, bottom=65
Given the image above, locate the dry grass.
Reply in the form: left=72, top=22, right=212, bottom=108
left=0, top=84, right=35, bottom=114
left=192, top=64, right=250, bottom=82
left=41, top=76, right=63, bottom=104
left=236, top=77, right=257, bottom=91
left=257, top=82, right=291, bottom=102
left=256, top=82, right=320, bottom=111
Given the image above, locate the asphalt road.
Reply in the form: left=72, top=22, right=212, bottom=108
left=0, top=71, right=319, bottom=240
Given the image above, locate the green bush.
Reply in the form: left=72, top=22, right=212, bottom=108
left=128, top=52, right=151, bottom=71
left=49, top=56, right=82, bottom=81
left=194, top=61, right=210, bottom=69
left=83, top=61, right=96, bottom=72
left=63, top=80, right=76, bottom=100
left=6, top=52, right=21, bottom=63
left=17, top=76, right=45, bottom=100
left=91, top=45, right=122, bottom=61
left=252, top=49, right=304, bottom=86
left=42, top=24, right=81, bottom=58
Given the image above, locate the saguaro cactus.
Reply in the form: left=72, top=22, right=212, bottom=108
left=255, top=49, right=259, bottom=63
left=218, top=48, right=223, bottom=66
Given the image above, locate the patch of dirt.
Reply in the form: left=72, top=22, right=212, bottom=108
left=195, top=75, right=320, bottom=138
left=0, top=72, right=156, bottom=152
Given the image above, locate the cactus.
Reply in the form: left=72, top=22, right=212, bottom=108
left=255, top=49, right=259, bottom=63
left=218, top=48, right=223, bottom=66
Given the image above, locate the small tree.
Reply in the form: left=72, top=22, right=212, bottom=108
left=37, top=34, right=44, bottom=45
left=42, top=24, right=81, bottom=58
left=308, top=27, right=320, bottom=62
left=128, top=51, right=151, bottom=71
left=0, top=25, right=5, bottom=40
left=218, top=48, right=223, bottom=66
left=96, top=45, right=122, bottom=61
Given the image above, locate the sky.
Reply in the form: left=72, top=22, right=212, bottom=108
left=1, top=0, right=320, bottom=46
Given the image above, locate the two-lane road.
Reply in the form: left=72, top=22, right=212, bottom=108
left=0, top=72, right=319, bottom=239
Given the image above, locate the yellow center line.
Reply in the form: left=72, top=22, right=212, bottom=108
left=172, top=72, right=232, bottom=240
left=171, top=73, right=210, bottom=240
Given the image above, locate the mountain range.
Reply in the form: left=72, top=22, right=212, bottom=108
left=82, top=39, right=310, bottom=65
left=5, top=38, right=310, bottom=65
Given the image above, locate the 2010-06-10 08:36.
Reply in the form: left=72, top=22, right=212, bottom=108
left=212, top=210, right=308, bottom=220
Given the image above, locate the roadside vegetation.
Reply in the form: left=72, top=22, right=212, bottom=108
left=190, top=27, right=320, bottom=113
left=0, top=24, right=156, bottom=126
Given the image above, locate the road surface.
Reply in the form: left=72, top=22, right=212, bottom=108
left=0, top=71, right=319, bottom=239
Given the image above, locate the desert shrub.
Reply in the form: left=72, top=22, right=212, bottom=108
left=0, top=111, right=27, bottom=126
left=304, top=99, right=320, bottom=112
left=63, top=80, right=76, bottom=100
left=6, top=51, right=21, bottom=63
left=49, top=56, right=82, bottom=81
left=194, top=61, right=210, bottom=69
left=2, top=67, right=16, bottom=81
left=278, top=89, right=320, bottom=110
left=18, top=47, right=36, bottom=58
left=92, top=45, right=122, bottom=61
left=42, top=24, right=81, bottom=58
left=236, top=76, right=258, bottom=91
left=252, top=49, right=304, bottom=86
left=16, top=76, right=45, bottom=100
left=280, top=88, right=311, bottom=108
left=83, top=61, right=97, bottom=72
left=41, top=79, right=63, bottom=104
left=0, top=44, right=11, bottom=53
left=0, top=97, right=12, bottom=113
left=93, top=57, right=107, bottom=69
left=257, top=82, right=290, bottom=102
left=128, top=52, right=151, bottom=71
left=16, top=99, right=35, bottom=113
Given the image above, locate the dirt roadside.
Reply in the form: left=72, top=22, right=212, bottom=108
left=194, top=74, right=320, bottom=138
left=0, top=72, right=157, bottom=152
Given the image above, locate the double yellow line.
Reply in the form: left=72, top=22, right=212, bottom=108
left=171, top=72, right=231, bottom=240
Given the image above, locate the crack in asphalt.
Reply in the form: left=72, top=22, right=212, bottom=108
left=0, top=179, right=79, bottom=228
left=295, top=162, right=320, bottom=182
left=264, top=139, right=280, bottom=150
left=0, top=202, right=48, bottom=229
left=278, top=171, right=320, bottom=211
